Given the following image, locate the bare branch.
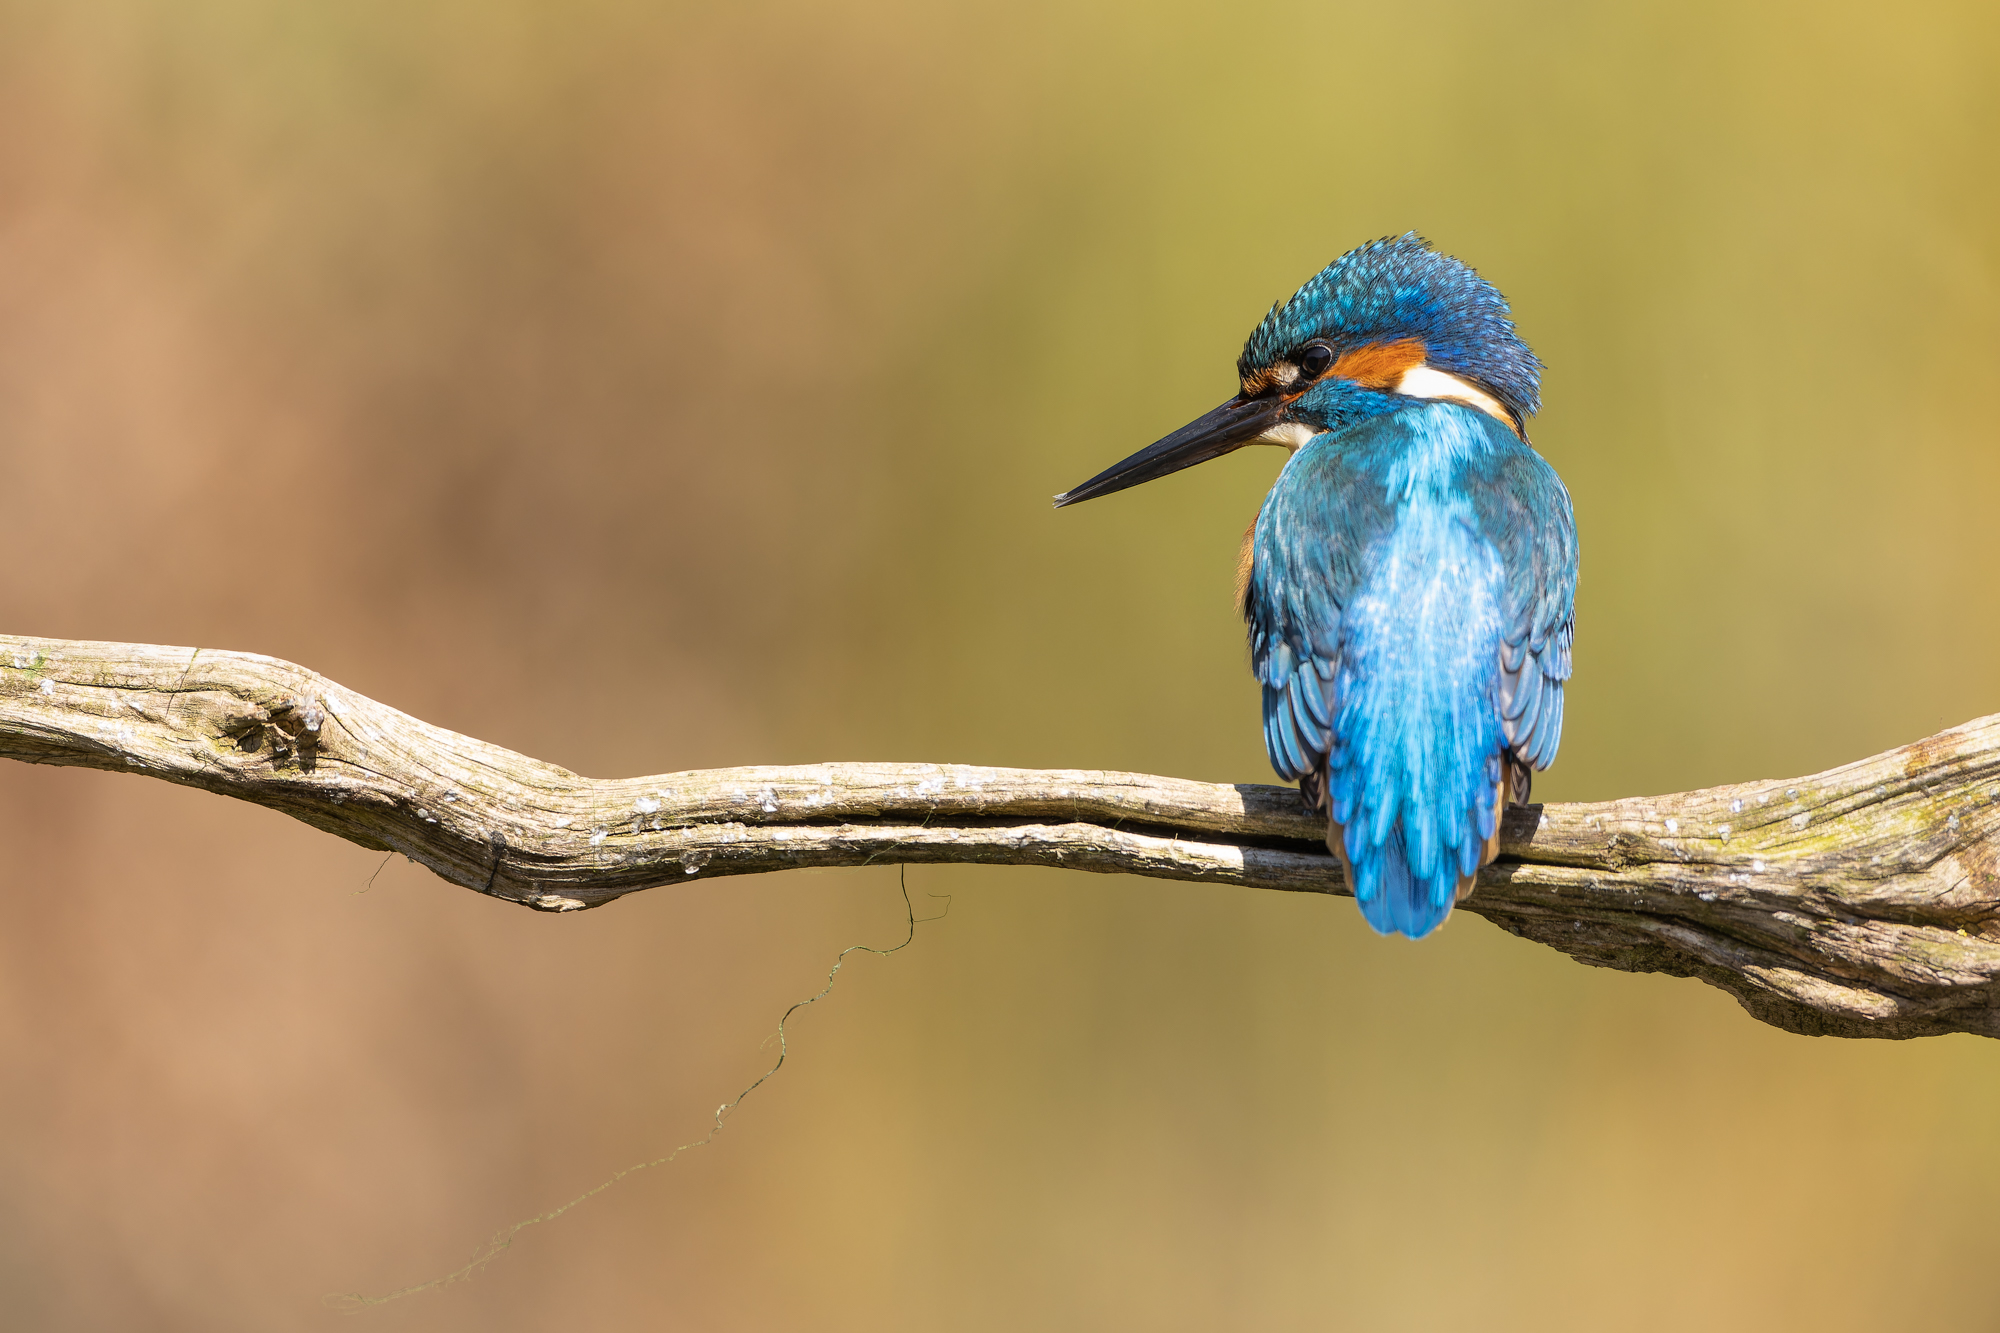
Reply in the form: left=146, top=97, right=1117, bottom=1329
left=2, top=634, right=1996, bottom=1040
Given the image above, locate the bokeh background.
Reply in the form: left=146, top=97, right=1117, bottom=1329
left=1, top=2, right=1997, bottom=1328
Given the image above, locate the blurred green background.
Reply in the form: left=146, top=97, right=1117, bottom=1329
left=1, top=1, right=1997, bottom=1328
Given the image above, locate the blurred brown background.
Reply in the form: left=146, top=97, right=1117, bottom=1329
left=1, top=2, right=1997, bottom=1328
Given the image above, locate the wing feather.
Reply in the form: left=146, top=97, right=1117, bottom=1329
left=1243, top=402, right=1576, bottom=937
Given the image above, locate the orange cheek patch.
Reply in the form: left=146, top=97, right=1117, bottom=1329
left=1331, top=337, right=1427, bottom=390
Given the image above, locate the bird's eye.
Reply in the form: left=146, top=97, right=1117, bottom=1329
left=1298, top=344, right=1334, bottom=378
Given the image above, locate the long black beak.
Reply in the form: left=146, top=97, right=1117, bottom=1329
left=1052, top=394, right=1287, bottom=508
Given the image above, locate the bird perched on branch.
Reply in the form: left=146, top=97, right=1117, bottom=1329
left=1055, top=234, right=1576, bottom=938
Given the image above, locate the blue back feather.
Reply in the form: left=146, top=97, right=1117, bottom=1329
left=1248, top=402, right=1575, bottom=938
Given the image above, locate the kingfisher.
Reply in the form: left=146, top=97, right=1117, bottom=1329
left=1054, top=234, right=1576, bottom=939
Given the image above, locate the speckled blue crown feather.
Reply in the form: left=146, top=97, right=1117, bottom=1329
left=1239, top=234, right=1542, bottom=423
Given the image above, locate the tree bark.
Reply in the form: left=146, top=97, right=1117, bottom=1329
left=2, top=633, right=1995, bottom=1040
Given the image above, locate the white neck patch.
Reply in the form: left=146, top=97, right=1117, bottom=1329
left=1254, top=421, right=1319, bottom=452
left=1393, top=365, right=1513, bottom=428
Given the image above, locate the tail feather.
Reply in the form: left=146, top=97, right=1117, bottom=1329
left=1332, top=821, right=1470, bottom=939
left=1318, top=712, right=1538, bottom=935
left=1316, top=506, right=1509, bottom=939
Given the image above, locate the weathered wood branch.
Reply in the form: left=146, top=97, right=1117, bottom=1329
left=2, top=634, right=1997, bottom=1040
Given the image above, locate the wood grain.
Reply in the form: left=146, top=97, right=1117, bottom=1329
left=3, top=633, right=1996, bottom=1040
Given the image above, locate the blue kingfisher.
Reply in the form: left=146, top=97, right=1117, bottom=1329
left=1056, top=234, right=1577, bottom=939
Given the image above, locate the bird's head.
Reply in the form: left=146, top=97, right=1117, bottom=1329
left=1053, top=234, right=1541, bottom=507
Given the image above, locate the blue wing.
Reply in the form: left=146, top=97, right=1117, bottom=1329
left=1245, top=402, right=1577, bottom=938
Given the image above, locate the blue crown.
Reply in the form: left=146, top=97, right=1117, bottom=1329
left=1239, top=233, right=1542, bottom=424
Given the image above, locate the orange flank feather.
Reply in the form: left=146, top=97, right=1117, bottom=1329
left=1476, top=779, right=1505, bottom=896
left=1235, top=522, right=1257, bottom=613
